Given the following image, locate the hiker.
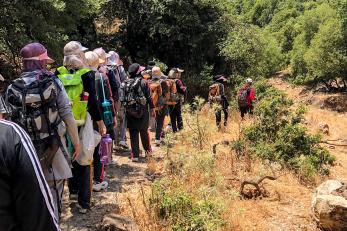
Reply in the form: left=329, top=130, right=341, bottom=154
left=56, top=41, right=106, bottom=214
left=0, top=95, right=7, bottom=119
left=85, top=50, right=116, bottom=192
left=6, top=42, right=80, bottom=219
left=107, top=51, right=129, bottom=150
left=0, top=74, right=8, bottom=119
left=238, top=78, right=255, bottom=119
left=168, top=68, right=186, bottom=132
left=149, top=66, right=169, bottom=146
left=120, top=63, right=155, bottom=162
left=0, top=120, right=60, bottom=231
left=209, top=75, right=229, bottom=130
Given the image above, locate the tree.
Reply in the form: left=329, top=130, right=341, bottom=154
left=304, top=19, right=347, bottom=89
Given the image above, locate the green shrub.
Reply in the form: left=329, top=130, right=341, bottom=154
left=244, top=87, right=335, bottom=178
left=150, top=179, right=225, bottom=231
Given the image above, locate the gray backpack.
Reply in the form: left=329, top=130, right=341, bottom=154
left=6, top=72, right=62, bottom=167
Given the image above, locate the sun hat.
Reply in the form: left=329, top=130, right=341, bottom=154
left=85, top=51, right=100, bottom=69
left=106, top=51, right=120, bottom=66
left=93, top=48, right=107, bottom=64
left=20, top=43, right=54, bottom=63
left=63, top=41, right=88, bottom=56
left=152, top=66, right=163, bottom=79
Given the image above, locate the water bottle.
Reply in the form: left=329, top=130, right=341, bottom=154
left=102, top=100, right=114, bottom=127
left=99, top=134, right=112, bottom=165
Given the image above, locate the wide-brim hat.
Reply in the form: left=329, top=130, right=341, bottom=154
left=21, top=43, right=54, bottom=64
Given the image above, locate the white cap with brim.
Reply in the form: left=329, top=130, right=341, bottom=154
left=64, top=41, right=88, bottom=56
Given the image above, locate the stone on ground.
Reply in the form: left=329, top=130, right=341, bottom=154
left=312, top=180, right=347, bottom=231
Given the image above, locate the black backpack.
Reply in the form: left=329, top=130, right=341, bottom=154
left=6, top=72, right=62, bottom=167
left=120, top=77, right=147, bottom=119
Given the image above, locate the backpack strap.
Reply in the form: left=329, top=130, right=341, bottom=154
left=57, top=66, right=69, bottom=75
left=75, top=68, right=91, bottom=77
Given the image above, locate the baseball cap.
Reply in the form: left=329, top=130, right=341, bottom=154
left=63, top=41, right=88, bottom=56
left=21, top=43, right=54, bottom=63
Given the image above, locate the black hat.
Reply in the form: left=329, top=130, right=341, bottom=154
left=128, top=63, right=140, bottom=76
left=213, top=75, right=227, bottom=82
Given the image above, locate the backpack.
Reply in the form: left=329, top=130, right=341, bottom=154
left=57, top=66, right=90, bottom=125
left=148, top=79, right=163, bottom=111
left=238, top=87, right=249, bottom=108
left=162, top=79, right=178, bottom=105
left=6, top=72, right=62, bottom=167
left=209, top=83, right=222, bottom=103
left=120, top=77, right=147, bottom=119
left=95, top=72, right=114, bottom=127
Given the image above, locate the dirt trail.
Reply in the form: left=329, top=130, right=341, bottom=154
left=60, top=147, right=163, bottom=231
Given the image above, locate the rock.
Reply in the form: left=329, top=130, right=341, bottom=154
left=97, top=214, right=139, bottom=231
left=312, top=180, right=347, bottom=231
left=319, top=122, right=330, bottom=135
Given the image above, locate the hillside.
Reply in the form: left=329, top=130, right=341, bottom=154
left=61, top=76, right=347, bottom=231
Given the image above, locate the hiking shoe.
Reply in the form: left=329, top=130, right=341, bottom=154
left=132, top=157, right=139, bottom=162
left=69, top=193, right=78, bottom=201
left=79, top=208, right=88, bottom=214
left=119, top=141, right=129, bottom=149
left=155, top=140, right=161, bottom=147
left=93, top=181, right=108, bottom=192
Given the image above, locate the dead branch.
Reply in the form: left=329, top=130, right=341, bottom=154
left=319, top=141, right=347, bottom=147
left=240, top=175, right=283, bottom=199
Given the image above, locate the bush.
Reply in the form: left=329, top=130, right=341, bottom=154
left=150, top=178, right=225, bottom=231
left=244, top=86, right=335, bottom=179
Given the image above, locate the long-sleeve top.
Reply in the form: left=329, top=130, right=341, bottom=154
left=175, top=79, right=187, bottom=95
left=0, top=120, right=60, bottom=231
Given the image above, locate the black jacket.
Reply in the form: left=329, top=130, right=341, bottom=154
left=0, top=120, right=60, bottom=231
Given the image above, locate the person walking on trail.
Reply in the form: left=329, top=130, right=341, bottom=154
left=238, top=78, right=255, bottom=119
left=85, top=50, right=115, bottom=192
left=106, top=51, right=129, bottom=150
left=6, top=42, right=80, bottom=220
left=56, top=41, right=106, bottom=214
left=120, top=63, right=155, bottom=162
left=0, top=120, right=61, bottom=231
left=149, top=66, right=169, bottom=146
left=0, top=74, right=9, bottom=119
left=168, top=68, right=186, bottom=132
left=208, top=75, right=229, bottom=130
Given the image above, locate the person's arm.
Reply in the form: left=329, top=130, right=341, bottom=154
left=249, top=88, right=255, bottom=101
left=107, top=69, right=120, bottom=102
left=0, top=121, right=60, bottom=231
left=54, top=78, right=80, bottom=160
left=176, top=79, right=187, bottom=94
left=82, top=72, right=106, bottom=135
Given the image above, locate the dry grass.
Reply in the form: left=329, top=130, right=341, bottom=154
left=116, top=106, right=322, bottom=230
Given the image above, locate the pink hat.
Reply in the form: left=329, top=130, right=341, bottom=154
left=137, top=66, right=145, bottom=75
left=21, top=43, right=54, bottom=63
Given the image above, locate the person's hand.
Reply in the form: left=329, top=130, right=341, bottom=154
left=150, top=109, right=156, bottom=118
left=97, top=120, right=107, bottom=136
left=72, top=143, right=81, bottom=162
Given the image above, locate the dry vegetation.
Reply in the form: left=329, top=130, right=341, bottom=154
left=62, top=77, right=347, bottom=231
